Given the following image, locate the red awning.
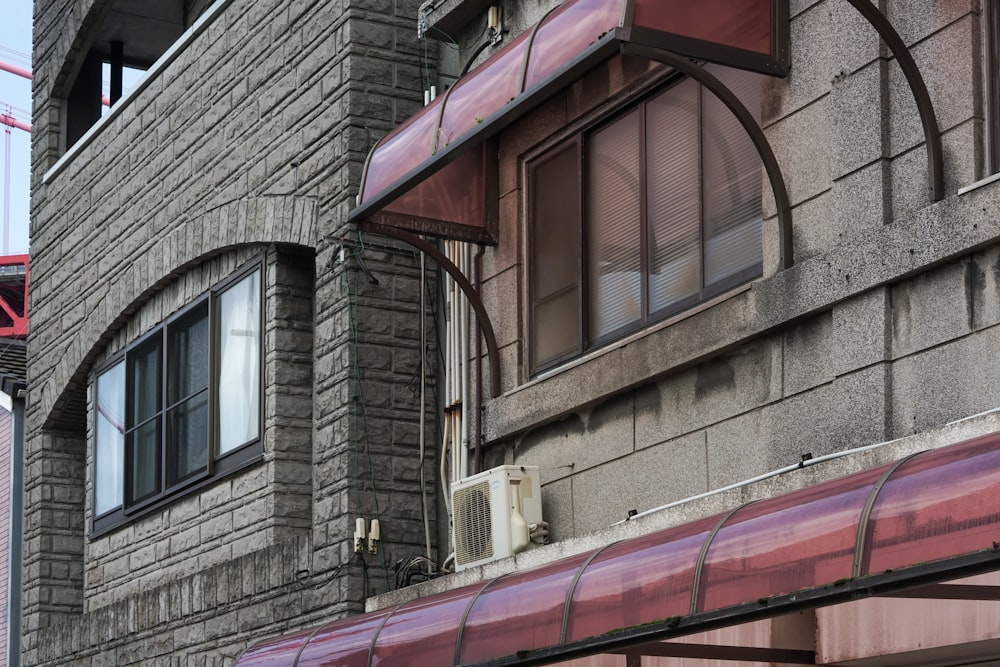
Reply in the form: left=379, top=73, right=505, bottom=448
left=235, top=432, right=1000, bottom=666
left=347, top=0, right=789, bottom=243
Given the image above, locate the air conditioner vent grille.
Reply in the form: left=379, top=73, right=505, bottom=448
left=454, top=480, right=493, bottom=566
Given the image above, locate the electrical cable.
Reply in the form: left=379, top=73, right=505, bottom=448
left=393, top=555, right=440, bottom=589
left=459, top=40, right=493, bottom=79
left=345, top=234, right=391, bottom=591
left=294, top=551, right=357, bottom=590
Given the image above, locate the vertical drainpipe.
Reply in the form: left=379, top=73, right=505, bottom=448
left=474, top=246, right=485, bottom=475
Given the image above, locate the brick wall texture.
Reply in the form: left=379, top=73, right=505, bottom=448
left=27, top=0, right=438, bottom=664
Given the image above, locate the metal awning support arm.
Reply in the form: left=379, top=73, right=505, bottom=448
left=359, top=222, right=502, bottom=398
left=844, top=0, right=944, bottom=202
left=622, top=42, right=794, bottom=270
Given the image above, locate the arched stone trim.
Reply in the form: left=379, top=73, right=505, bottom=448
left=37, top=195, right=320, bottom=431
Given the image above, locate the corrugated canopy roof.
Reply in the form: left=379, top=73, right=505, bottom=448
left=235, top=432, right=1000, bottom=666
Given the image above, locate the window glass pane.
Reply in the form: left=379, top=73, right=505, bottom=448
left=167, top=304, right=209, bottom=405
left=217, top=270, right=261, bottom=454
left=532, top=146, right=580, bottom=300
left=526, top=70, right=763, bottom=372
left=702, top=66, right=762, bottom=286
left=531, top=144, right=581, bottom=368
left=532, top=289, right=579, bottom=369
left=128, top=338, right=160, bottom=424
left=588, top=110, right=642, bottom=339
left=129, top=418, right=160, bottom=504
left=167, top=390, right=209, bottom=485
left=647, top=79, right=702, bottom=313
left=95, top=361, right=124, bottom=516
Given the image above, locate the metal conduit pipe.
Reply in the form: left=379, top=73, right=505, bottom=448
left=613, top=439, right=898, bottom=526
left=474, top=245, right=486, bottom=474
left=418, top=248, right=432, bottom=566
left=461, top=242, right=471, bottom=478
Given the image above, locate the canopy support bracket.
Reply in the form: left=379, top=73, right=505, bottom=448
left=844, top=0, right=944, bottom=202
left=359, top=222, right=502, bottom=399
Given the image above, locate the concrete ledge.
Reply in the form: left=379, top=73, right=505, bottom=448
left=419, top=0, right=494, bottom=37
left=484, top=182, right=1000, bottom=442
left=368, top=407, right=1000, bottom=612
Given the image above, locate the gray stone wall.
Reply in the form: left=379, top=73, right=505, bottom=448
left=32, top=536, right=312, bottom=666
left=27, top=0, right=1000, bottom=663
left=80, top=247, right=314, bottom=612
left=422, top=0, right=1000, bottom=544
left=27, top=0, right=437, bottom=664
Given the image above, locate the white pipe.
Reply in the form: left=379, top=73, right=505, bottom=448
left=451, top=241, right=463, bottom=483
left=451, top=238, right=457, bottom=399
left=444, top=240, right=451, bottom=405
left=613, top=439, right=899, bottom=526
left=440, top=411, right=452, bottom=519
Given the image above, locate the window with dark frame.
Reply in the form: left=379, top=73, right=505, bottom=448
left=528, top=65, right=763, bottom=374
left=93, top=261, right=262, bottom=535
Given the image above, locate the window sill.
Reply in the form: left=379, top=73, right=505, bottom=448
left=514, top=282, right=753, bottom=398
left=957, top=171, right=1000, bottom=196
left=418, top=0, right=495, bottom=39
left=90, top=445, right=262, bottom=539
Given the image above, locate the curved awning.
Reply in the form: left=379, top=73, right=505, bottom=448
left=347, top=0, right=790, bottom=244
left=236, top=431, right=1000, bottom=666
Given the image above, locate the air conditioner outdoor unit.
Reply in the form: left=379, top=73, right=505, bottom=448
left=451, top=465, right=542, bottom=571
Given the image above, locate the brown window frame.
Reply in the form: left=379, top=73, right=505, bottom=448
left=91, top=259, right=263, bottom=537
left=527, top=69, right=763, bottom=375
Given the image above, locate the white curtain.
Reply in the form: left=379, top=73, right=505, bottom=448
left=217, top=271, right=260, bottom=454
left=95, top=361, right=124, bottom=515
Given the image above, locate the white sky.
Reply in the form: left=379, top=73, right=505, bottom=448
left=0, top=0, right=31, bottom=254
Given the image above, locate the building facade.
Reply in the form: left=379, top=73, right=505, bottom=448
left=243, top=0, right=1000, bottom=665
left=27, top=0, right=1000, bottom=666
left=27, top=0, right=441, bottom=664
left=0, top=339, right=26, bottom=666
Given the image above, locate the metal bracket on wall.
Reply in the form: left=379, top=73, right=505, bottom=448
left=358, top=221, right=502, bottom=399
left=623, top=43, right=794, bottom=270
left=843, top=0, right=944, bottom=202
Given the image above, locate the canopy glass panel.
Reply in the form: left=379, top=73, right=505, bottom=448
left=349, top=0, right=788, bottom=243
left=235, top=432, right=1000, bottom=667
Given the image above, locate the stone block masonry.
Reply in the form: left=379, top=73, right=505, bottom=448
left=26, top=0, right=439, bottom=663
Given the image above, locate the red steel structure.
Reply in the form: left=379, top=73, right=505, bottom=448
left=2, top=53, right=32, bottom=262
left=1, top=54, right=34, bottom=132
left=1, top=52, right=32, bottom=317
left=0, top=60, right=30, bottom=81
left=0, top=109, right=29, bottom=134
left=0, top=255, right=27, bottom=339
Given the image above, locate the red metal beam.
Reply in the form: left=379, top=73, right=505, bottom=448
left=0, top=113, right=29, bottom=134
left=2, top=60, right=109, bottom=108
left=0, top=60, right=30, bottom=81
left=0, top=254, right=28, bottom=339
